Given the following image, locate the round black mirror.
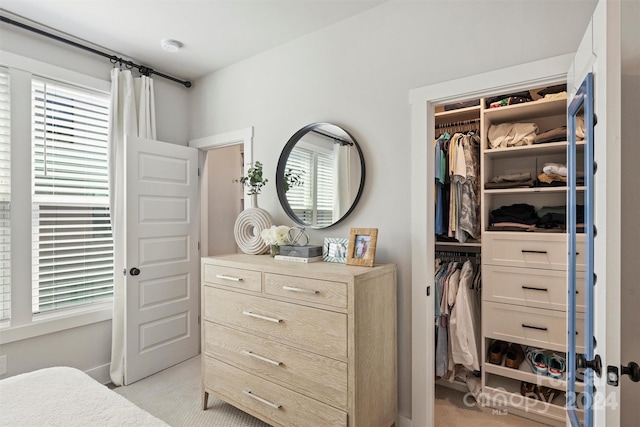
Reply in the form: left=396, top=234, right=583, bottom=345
left=276, top=123, right=365, bottom=229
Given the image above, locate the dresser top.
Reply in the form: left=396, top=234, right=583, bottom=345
left=202, top=253, right=396, bottom=282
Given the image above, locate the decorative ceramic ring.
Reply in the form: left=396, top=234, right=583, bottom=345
left=287, top=227, right=309, bottom=246
left=233, top=208, right=274, bottom=255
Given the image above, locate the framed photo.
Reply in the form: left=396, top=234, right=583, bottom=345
left=346, top=228, right=378, bottom=267
left=323, top=237, right=349, bottom=263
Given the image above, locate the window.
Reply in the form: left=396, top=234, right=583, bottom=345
left=31, top=78, right=112, bottom=314
left=286, top=145, right=334, bottom=228
left=0, top=69, right=10, bottom=321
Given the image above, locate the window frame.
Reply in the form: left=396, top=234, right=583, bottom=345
left=0, top=51, right=112, bottom=345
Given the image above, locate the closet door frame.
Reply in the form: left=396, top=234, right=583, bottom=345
left=409, top=54, right=571, bottom=427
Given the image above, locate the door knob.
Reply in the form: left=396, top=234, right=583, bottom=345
left=621, top=362, right=640, bottom=382
left=129, top=267, right=141, bottom=276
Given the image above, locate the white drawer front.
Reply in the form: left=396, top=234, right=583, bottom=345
left=202, top=264, right=261, bottom=292
left=483, top=233, right=585, bottom=271
left=484, top=265, right=585, bottom=312
left=204, top=356, right=347, bottom=427
left=204, top=286, right=347, bottom=359
left=483, top=301, right=584, bottom=353
left=264, top=273, right=347, bottom=308
left=203, top=321, right=348, bottom=409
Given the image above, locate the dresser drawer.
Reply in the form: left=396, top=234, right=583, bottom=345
left=204, top=356, right=347, bottom=427
left=483, top=301, right=584, bottom=353
left=483, top=233, right=585, bottom=271
left=484, top=265, right=585, bottom=312
left=202, top=263, right=262, bottom=292
left=264, top=273, right=347, bottom=309
left=204, top=287, right=347, bottom=359
left=204, top=321, right=347, bottom=409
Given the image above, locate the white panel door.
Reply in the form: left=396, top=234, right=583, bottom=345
left=124, top=135, right=199, bottom=385
left=566, top=0, right=630, bottom=425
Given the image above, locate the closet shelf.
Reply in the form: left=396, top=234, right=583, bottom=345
left=483, top=97, right=567, bottom=123
left=483, top=361, right=583, bottom=393
left=483, top=141, right=585, bottom=159
left=484, top=186, right=584, bottom=195
left=435, top=104, right=481, bottom=123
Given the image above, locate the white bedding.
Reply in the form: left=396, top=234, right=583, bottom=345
left=0, top=366, right=168, bottom=427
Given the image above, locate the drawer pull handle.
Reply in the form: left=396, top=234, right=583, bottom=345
left=521, top=250, right=548, bottom=254
left=282, top=285, right=319, bottom=295
left=522, top=286, right=548, bottom=292
left=242, top=311, right=282, bottom=323
left=243, top=390, right=281, bottom=409
left=216, top=274, right=242, bottom=282
left=241, top=350, right=282, bottom=366
left=522, top=324, right=548, bottom=331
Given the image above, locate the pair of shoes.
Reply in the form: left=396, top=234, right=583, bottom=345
left=520, top=381, right=560, bottom=403
left=505, top=343, right=525, bottom=369
left=525, top=347, right=567, bottom=379
left=488, top=340, right=508, bottom=365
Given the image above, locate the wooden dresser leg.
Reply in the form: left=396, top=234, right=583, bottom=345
left=202, top=391, right=209, bottom=410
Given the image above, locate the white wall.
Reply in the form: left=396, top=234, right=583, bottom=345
left=188, top=0, right=598, bottom=418
left=0, top=22, right=191, bottom=382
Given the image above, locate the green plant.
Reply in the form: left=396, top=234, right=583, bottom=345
left=234, top=161, right=268, bottom=195
left=284, top=168, right=305, bottom=192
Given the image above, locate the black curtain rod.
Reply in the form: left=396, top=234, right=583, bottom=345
left=1, top=15, right=192, bottom=88
left=311, top=129, right=353, bottom=146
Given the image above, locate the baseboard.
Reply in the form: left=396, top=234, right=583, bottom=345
left=397, top=414, right=411, bottom=427
left=86, top=363, right=111, bottom=384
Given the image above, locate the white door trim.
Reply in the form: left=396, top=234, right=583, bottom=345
left=188, top=127, right=253, bottom=257
left=409, top=54, right=572, bottom=427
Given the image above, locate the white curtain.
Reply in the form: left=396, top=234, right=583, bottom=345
left=333, top=144, right=351, bottom=219
left=108, top=69, right=156, bottom=386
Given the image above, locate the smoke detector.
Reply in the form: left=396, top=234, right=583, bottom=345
left=160, top=39, right=182, bottom=53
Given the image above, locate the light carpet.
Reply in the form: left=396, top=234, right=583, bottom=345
left=114, top=355, right=268, bottom=427
left=435, top=384, right=550, bottom=427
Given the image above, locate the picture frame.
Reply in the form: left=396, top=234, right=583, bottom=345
left=323, top=237, right=349, bottom=263
left=346, top=228, right=378, bottom=267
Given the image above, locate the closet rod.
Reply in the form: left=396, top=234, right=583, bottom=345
left=436, top=118, right=481, bottom=129
left=1, top=15, right=192, bottom=88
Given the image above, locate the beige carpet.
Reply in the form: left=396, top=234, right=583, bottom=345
left=114, top=355, right=268, bottom=427
left=435, top=384, right=549, bottom=427
left=114, top=354, right=549, bottom=427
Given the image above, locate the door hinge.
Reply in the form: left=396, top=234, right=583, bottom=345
left=198, top=241, right=200, bottom=251
left=197, top=315, right=201, bottom=325
left=197, top=168, right=200, bottom=177
left=426, top=286, right=431, bottom=297
left=123, top=268, right=127, bottom=276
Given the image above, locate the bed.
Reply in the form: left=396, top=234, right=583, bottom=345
left=0, top=366, right=168, bottom=427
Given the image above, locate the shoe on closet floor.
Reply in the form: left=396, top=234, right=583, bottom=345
left=505, top=343, right=525, bottom=369
left=525, top=346, right=548, bottom=375
left=488, top=340, right=508, bottom=365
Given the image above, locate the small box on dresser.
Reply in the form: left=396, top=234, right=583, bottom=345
left=201, top=253, right=398, bottom=427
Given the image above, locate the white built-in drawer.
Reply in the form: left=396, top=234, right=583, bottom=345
left=203, top=287, right=347, bottom=359
left=264, top=273, right=347, bottom=309
left=203, top=321, right=348, bottom=409
left=483, top=232, right=585, bottom=271
left=483, top=301, right=584, bottom=353
left=202, top=263, right=262, bottom=292
left=203, top=356, right=347, bottom=427
left=484, top=265, right=585, bottom=312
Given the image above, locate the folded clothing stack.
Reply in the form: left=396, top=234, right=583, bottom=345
left=485, top=172, right=534, bottom=189
left=489, top=203, right=585, bottom=231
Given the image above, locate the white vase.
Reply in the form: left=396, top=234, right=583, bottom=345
left=234, top=193, right=273, bottom=255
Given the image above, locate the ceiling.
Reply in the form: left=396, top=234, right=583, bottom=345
left=0, top=0, right=387, bottom=82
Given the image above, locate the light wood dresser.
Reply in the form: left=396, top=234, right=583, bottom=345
left=201, top=254, right=397, bottom=427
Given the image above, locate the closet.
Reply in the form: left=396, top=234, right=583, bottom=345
left=430, top=82, right=585, bottom=426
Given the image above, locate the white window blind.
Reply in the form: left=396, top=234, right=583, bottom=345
left=31, top=78, right=113, bottom=313
left=286, top=146, right=334, bottom=227
left=0, top=69, right=10, bottom=320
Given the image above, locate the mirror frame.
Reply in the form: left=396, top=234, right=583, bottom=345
left=276, top=122, right=366, bottom=229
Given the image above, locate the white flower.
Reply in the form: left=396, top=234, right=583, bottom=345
left=261, top=225, right=291, bottom=246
